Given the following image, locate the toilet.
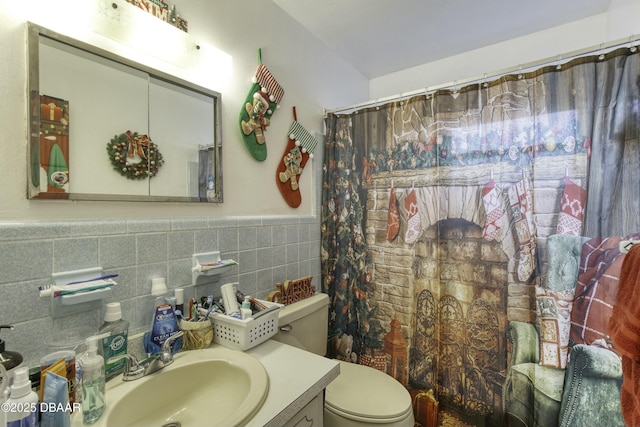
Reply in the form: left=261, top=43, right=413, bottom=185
left=273, top=293, right=415, bottom=427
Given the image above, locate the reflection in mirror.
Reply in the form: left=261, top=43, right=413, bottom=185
left=27, top=22, right=223, bottom=202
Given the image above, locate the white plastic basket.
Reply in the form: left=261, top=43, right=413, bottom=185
left=209, top=299, right=283, bottom=351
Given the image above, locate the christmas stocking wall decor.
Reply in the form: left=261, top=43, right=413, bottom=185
left=276, top=108, right=317, bottom=208
left=239, top=49, right=284, bottom=162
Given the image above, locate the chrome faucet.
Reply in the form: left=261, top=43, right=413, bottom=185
left=108, top=331, right=184, bottom=381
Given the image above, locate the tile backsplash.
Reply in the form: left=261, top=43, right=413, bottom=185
left=0, top=215, right=321, bottom=368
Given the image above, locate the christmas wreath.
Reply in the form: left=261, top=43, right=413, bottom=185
left=106, top=131, right=164, bottom=180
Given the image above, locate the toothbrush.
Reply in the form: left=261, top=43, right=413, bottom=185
left=39, top=278, right=116, bottom=297
left=65, top=274, right=118, bottom=285
left=251, top=304, right=280, bottom=319
left=249, top=297, right=268, bottom=310
left=191, top=259, right=238, bottom=273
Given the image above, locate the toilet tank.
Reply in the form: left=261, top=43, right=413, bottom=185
left=273, top=293, right=329, bottom=356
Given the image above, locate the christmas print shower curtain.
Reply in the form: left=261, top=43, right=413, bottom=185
left=321, top=47, right=640, bottom=426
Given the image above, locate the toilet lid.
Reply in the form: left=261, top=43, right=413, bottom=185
left=325, top=361, right=413, bottom=422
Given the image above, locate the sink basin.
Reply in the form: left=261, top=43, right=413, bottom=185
left=84, top=346, right=269, bottom=427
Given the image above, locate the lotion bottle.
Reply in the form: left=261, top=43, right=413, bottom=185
left=6, top=367, right=38, bottom=427
left=241, top=296, right=252, bottom=320
left=81, top=337, right=105, bottom=424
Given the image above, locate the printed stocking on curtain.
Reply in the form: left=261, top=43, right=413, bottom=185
left=386, top=181, right=400, bottom=241
left=276, top=108, right=318, bottom=208
left=405, top=183, right=421, bottom=244
left=556, top=177, right=587, bottom=236
left=508, top=173, right=537, bottom=282
left=481, top=178, right=508, bottom=241
left=238, top=49, right=284, bottom=162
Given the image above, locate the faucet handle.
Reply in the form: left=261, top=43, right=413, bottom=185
left=161, top=330, right=184, bottom=353
left=107, top=353, right=145, bottom=381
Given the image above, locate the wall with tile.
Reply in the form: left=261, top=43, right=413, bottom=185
left=0, top=215, right=321, bottom=368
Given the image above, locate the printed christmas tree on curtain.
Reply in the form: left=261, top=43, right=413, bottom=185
left=321, top=114, right=385, bottom=359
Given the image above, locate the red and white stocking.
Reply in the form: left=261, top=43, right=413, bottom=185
left=276, top=110, right=317, bottom=208
left=481, top=179, right=508, bottom=241
left=405, top=185, right=421, bottom=244
left=556, top=177, right=587, bottom=236
left=386, top=181, right=400, bottom=241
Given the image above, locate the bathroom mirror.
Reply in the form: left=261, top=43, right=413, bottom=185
left=26, top=22, right=223, bottom=202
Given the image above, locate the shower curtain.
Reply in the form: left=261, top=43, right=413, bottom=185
left=321, top=47, right=640, bottom=426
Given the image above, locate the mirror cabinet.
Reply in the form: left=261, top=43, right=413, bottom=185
left=27, top=22, right=223, bottom=202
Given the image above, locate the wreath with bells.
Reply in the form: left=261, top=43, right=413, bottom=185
left=106, top=131, right=164, bottom=180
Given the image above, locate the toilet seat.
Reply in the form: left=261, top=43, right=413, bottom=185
left=325, top=361, right=413, bottom=423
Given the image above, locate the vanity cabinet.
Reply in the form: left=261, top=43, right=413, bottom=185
left=283, top=392, right=324, bottom=427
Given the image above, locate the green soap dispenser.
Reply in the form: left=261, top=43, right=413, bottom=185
left=0, top=326, right=23, bottom=383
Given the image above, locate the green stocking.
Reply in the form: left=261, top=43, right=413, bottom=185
left=238, top=51, right=284, bottom=161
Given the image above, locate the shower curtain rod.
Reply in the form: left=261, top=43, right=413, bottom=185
left=324, top=33, right=639, bottom=116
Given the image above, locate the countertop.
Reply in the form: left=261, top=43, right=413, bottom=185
left=245, top=339, right=340, bottom=426
left=69, top=339, right=339, bottom=427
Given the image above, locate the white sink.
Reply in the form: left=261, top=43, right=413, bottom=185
left=81, top=346, right=269, bottom=427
